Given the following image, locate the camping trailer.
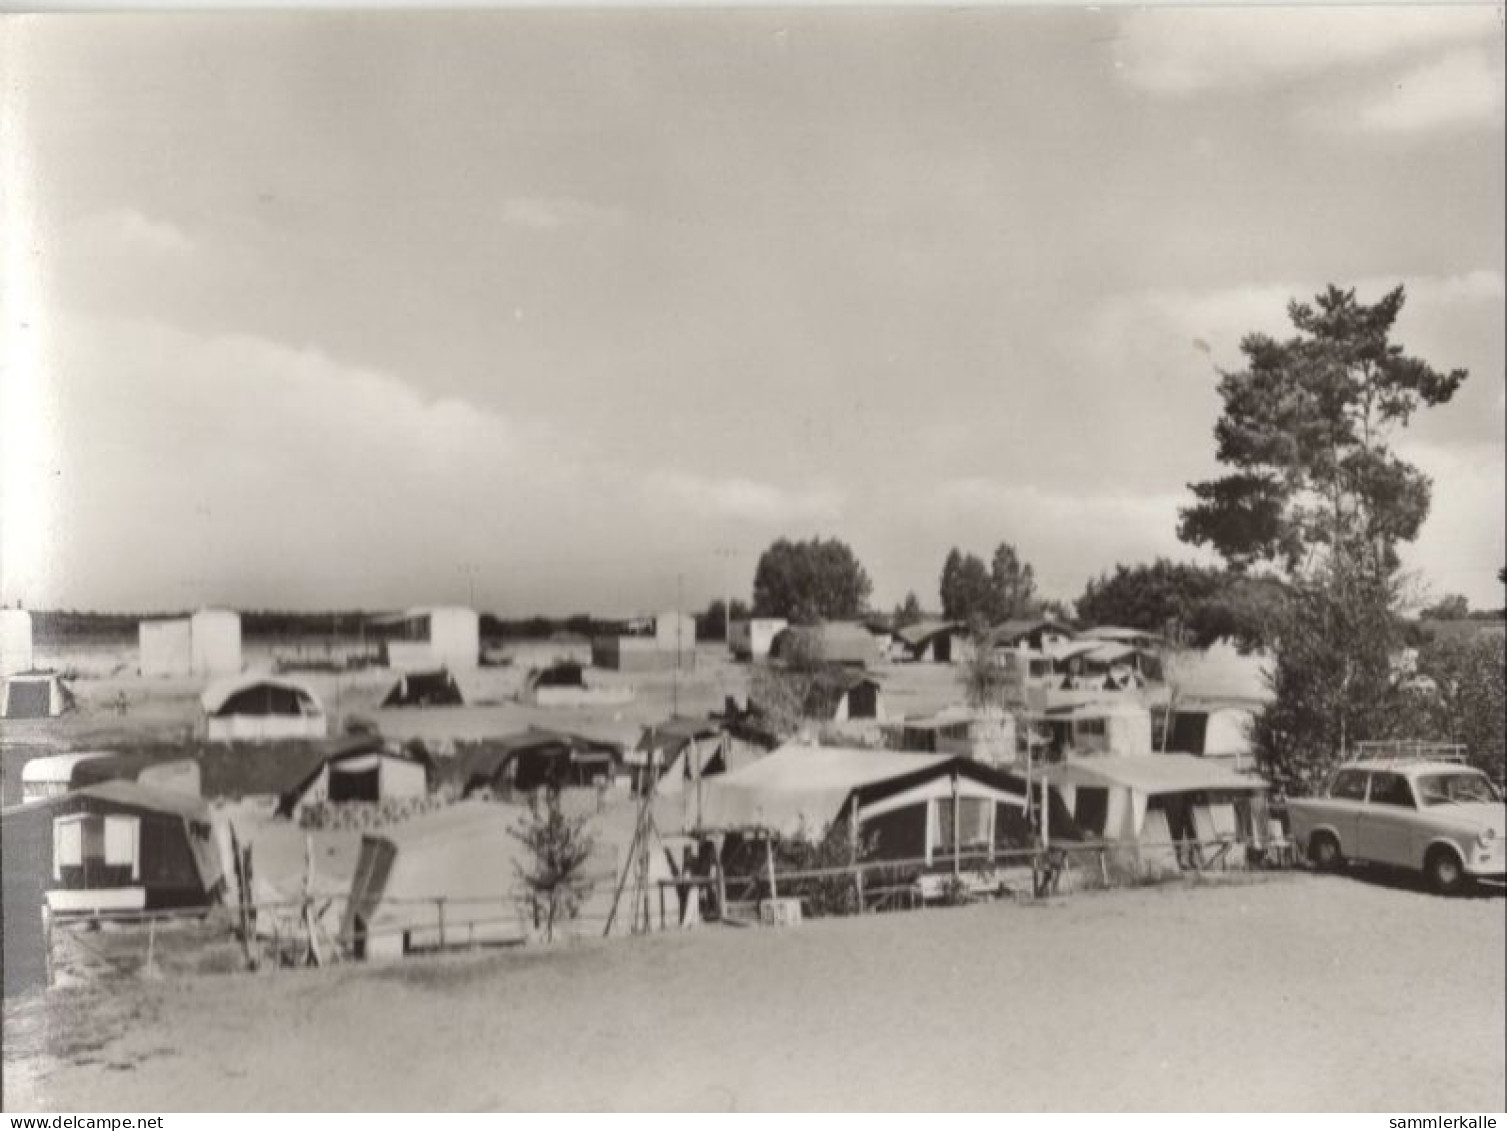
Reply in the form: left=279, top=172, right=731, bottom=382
left=1038, top=701, right=1153, bottom=760
left=20, top=753, right=111, bottom=804
left=1, top=781, right=225, bottom=916
left=201, top=675, right=327, bottom=741
left=0, top=609, right=35, bottom=676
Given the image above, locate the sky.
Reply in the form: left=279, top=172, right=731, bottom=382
left=2, top=7, right=1504, bottom=617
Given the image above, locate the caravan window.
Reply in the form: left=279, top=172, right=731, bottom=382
left=104, top=816, right=141, bottom=879
left=53, top=816, right=84, bottom=879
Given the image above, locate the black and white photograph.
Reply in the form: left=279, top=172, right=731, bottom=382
left=1, top=4, right=1503, bottom=1114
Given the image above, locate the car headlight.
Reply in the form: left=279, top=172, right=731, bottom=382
left=1478, top=829, right=1496, bottom=847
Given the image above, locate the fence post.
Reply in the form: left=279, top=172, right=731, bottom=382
left=764, top=835, right=778, bottom=901
left=437, top=898, right=447, bottom=949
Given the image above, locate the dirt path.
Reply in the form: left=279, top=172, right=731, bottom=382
left=6, top=874, right=1503, bottom=1111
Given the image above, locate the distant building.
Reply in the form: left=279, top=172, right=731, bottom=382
left=592, top=611, right=697, bottom=672
left=375, top=607, right=480, bottom=672
left=139, top=608, right=243, bottom=679
left=0, top=609, right=34, bottom=676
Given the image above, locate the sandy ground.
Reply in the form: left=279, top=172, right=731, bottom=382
left=5, top=873, right=1502, bottom=1112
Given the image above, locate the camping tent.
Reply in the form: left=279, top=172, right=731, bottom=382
left=454, top=729, right=624, bottom=796
left=0, top=609, right=34, bottom=676
left=728, top=618, right=788, bottom=660
left=1, top=780, right=225, bottom=916
left=1, top=672, right=75, bottom=719
left=278, top=742, right=429, bottom=819
left=1043, top=754, right=1269, bottom=852
left=894, top=621, right=971, bottom=663
left=201, top=674, right=327, bottom=741
left=801, top=668, right=886, bottom=722
left=381, top=669, right=464, bottom=707
left=69, top=752, right=202, bottom=798
left=1164, top=705, right=1257, bottom=767
left=338, top=800, right=636, bottom=959
left=632, top=718, right=728, bottom=796
left=770, top=622, right=882, bottom=667
left=691, top=744, right=1054, bottom=865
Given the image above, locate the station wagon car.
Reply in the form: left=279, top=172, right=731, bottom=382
left=1287, top=759, right=1505, bottom=893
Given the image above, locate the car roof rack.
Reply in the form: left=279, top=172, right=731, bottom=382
left=1345, top=740, right=1469, bottom=766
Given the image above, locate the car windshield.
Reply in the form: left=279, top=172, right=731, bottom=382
left=1415, top=772, right=1501, bottom=807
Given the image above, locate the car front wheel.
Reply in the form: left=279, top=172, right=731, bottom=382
left=1309, top=832, right=1342, bottom=871
left=1425, top=846, right=1466, bottom=895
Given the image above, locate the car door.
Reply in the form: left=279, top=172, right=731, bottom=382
left=1320, top=768, right=1369, bottom=854
left=1356, top=771, right=1419, bottom=867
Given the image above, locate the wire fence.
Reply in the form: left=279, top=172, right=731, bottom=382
left=42, top=829, right=1298, bottom=985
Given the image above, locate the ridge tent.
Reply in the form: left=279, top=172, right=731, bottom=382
left=2, top=671, right=75, bottom=719
left=381, top=669, right=465, bottom=708
left=277, top=739, right=429, bottom=818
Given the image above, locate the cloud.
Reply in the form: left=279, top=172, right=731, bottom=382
left=70, top=207, right=194, bottom=258
left=1354, top=47, right=1506, bottom=134
left=12, top=312, right=573, bottom=610
left=1116, top=6, right=1497, bottom=96
left=498, top=196, right=621, bottom=232
left=643, top=470, right=845, bottom=525
left=1395, top=439, right=1507, bottom=608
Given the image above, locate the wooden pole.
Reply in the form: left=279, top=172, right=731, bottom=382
left=951, top=771, right=961, bottom=878
left=714, top=846, right=728, bottom=921
left=764, top=834, right=778, bottom=901
left=849, top=796, right=865, bottom=913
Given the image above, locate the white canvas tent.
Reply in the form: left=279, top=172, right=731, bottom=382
left=1165, top=704, right=1257, bottom=768
left=1044, top=753, right=1268, bottom=847
left=201, top=675, right=326, bottom=741
left=0, top=610, right=34, bottom=676
left=338, top=799, right=682, bottom=960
